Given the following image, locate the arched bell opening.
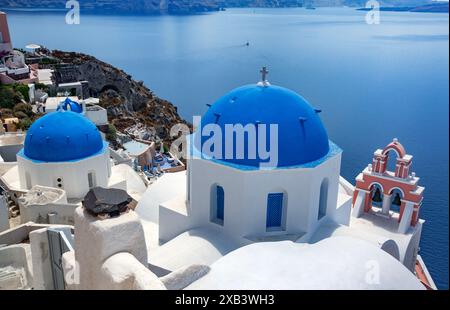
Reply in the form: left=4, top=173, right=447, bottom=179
left=390, top=188, right=404, bottom=214
left=370, top=183, right=384, bottom=209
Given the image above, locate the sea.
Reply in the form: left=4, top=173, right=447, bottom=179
left=3, top=7, right=449, bottom=289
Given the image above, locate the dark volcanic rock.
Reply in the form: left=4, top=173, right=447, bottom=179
left=83, top=187, right=133, bottom=217
left=49, top=50, right=188, bottom=142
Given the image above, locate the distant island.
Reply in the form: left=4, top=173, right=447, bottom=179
left=358, top=2, right=449, bottom=13
left=1, top=0, right=219, bottom=14
left=0, top=0, right=447, bottom=14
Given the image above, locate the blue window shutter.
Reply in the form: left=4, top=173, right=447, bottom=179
left=216, top=186, right=224, bottom=221
left=267, top=193, right=283, bottom=228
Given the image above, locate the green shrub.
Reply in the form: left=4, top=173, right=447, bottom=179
left=17, top=118, right=33, bottom=131
left=106, top=124, right=117, bottom=142
left=12, top=84, right=30, bottom=103
left=0, top=86, right=17, bottom=109
left=35, top=83, right=49, bottom=92
left=0, top=84, right=29, bottom=108
left=14, top=111, right=28, bottom=119
left=163, top=144, right=170, bottom=154
left=13, top=102, right=33, bottom=117
left=39, top=57, right=59, bottom=65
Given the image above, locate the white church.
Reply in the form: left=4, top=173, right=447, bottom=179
left=16, top=111, right=111, bottom=199
left=0, top=70, right=435, bottom=290
left=0, top=108, right=146, bottom=227
left=158, top=79, right=345, bottom=244
left=132, top=71, right=432, bottom=290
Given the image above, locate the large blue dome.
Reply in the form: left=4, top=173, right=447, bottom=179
left=22, top=111, right=105, bottom=162
left=196, top=84, right=330, bottom=168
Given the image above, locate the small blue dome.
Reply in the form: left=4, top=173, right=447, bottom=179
left=23, top=111, right=104, bottom=162
left=196, top=84, right=330, bottom=168
left=57, top=97, right=83, bottom=113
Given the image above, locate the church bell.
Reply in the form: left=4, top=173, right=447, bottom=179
left=372, top=188, right=382, bottom=203
left=392, top=193, right=402, bottom=206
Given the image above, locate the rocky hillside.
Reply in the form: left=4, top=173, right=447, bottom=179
left=48, top=50, right=188, bottom=143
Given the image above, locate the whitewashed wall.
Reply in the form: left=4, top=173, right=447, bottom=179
left=17, top=149, right=111, bottom=199
left=160, top=152, right=343, bottom=242
left=85, top=107, right=108, bottom=126
left=19, top=203, right=79, bottom=225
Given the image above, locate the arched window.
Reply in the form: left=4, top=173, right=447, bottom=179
left=266, top=192, right=286, bottom=231
left=318, top=178, right=329, bottom=220
left=210, top=184, right=224, bottom=225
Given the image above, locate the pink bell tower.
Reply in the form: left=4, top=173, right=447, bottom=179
left=352, top=138, right=424, bottom=234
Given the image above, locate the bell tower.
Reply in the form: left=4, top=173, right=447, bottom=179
left=352, top=139, right=424, bottom=234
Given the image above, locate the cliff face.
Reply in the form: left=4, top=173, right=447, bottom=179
left=217, top=0, right=432, bottom=8
left=217, top=0, right=304, bottom=8
left=0, top=0, right=220, bottom=14
left=49, top=50, right=187, bottom=142
left=0, top=0, right=434, bottom=12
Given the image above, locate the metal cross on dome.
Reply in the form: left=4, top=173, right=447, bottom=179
left=259, top=66, right=270, bottom=87
left=261, top=66, right=269, bottom=80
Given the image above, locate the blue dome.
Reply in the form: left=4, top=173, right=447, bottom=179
left=196, top=84, right=330, bottom=168
left=57, top=97, right=83, bottom=113
left=22, top=111, right=105, bottom=162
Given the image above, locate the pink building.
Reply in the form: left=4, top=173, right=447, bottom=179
left=0, top=11, right=13, bottom=54
left=0, top=11, right=37, bottom=85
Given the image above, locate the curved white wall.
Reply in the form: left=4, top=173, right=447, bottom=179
left=17, top=149, right=111, bottom=199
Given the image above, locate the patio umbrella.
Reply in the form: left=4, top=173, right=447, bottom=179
left=25, top=44, right=41, bottom=50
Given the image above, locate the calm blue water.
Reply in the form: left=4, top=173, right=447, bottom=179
left=4, top=7, right=449, bottom=289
